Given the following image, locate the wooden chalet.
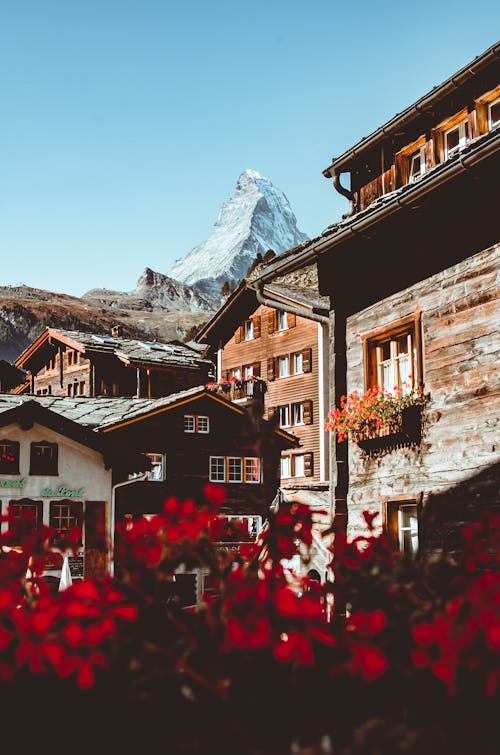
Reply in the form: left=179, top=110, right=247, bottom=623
left=0, top=389, right=296, bottom=600
left=0, top=396, right=146, bottom=588
left=251, top=43, right=500, bottom=556
left=12, top=327, right=215, bottom=399
left=196, top=279, right=332, bottom=580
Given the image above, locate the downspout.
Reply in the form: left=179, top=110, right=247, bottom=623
left=332, top=168, right=357, bottom=218
left=250, top=284, right=329, bottom=325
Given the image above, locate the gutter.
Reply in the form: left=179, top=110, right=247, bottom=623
left=323, top=42, right=500, bottom=176
left=248, top=283, right=330, bottom=325
left=253, top=131, right=500, bottom=285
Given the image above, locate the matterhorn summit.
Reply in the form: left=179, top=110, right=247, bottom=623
left=167, top=170, right=309, bottom=299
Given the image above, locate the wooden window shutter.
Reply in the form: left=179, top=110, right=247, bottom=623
left=304, top=452, right=314, bottom=477
left=253, top=316, right=261, bottom=338
left=267, top=357, right=276, bottom=381
left=234, top=326, right=242, bottom=344
left=302, top=348, right=312, bottom=373
left=252, top=361, right=261, bottom=377
left=288, top=312, right=296, bottom=328
left=267, top=311, right=276, bottom=334
left=303, top=400, right=313, bottom=425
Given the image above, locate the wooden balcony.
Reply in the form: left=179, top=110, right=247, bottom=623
left=206, top=378, right=266, bottom=404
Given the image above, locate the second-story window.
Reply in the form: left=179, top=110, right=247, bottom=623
left=291, top=402, right=304, bottom=425
left=278, top=356, right=290, bottom=378
left=184, top=415, right=210, bottom=434
left=363, top=315, right=422, bottom=395
left=278, top=405, right=290, bottom=427
left=0, top=440, right=20, bottom=475
left=444, top=119, right=469, bottom=159
left=292, top=351, right=303, bottom=375
left=244, top=319, right=254, bottom=341
left=30, top=441, right=58, bottom=476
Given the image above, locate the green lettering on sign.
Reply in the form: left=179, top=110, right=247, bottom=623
left=0, top=478, right=26, bottom=489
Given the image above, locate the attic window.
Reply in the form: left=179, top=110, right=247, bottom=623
left=444, top=119, right=469, bottom=159
left=489, top=97, right=500, bottom=129
left=408, top=146, right=426, bottom=183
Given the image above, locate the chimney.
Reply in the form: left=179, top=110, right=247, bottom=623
left=111, top=325, right=123, bottom=338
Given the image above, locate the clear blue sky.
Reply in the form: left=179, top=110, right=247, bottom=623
left=1, top=1, right=498, bottom=296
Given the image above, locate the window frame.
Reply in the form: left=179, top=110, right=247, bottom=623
left=227, top=457, right=243, bottom=483
left=408, top=144, right=426, bottom=183
left=49, top=499, right=83, bottom=547
left=145, top=452, right=166, bottom=481
left=244, top=457, right=261, bottom=484
left=292, top=351, right=304, bottom=375
left=384, top=496, right=421, bottom=555
left=293, top=454, right=306, bottom=477
left=488, top=96, right=500, bottom=129
left=278, top=405, right=290, bottom=428
left=362, top=312, right=423, bottom=394
left=209, top=456, right=226, bottom=483
left=280, top=456, right=291, bottom=478
left=278, top=355, right=290, bottom=378
left=244, top=319, right=254, bottom=341
left=291, top=402, right=304, bottom=426
left=443, top=118, right=469, bottom=159
left=29, top=441, right=58, bottom=476
left=276, top=310, right=289, bottom=331
left=184, top=415, right=196, bottom=433
left=8, top=499, right=43, bottom=545
left=0, top=440, right=20, bottom=475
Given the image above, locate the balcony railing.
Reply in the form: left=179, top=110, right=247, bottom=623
left=206, top=378, right=266, bottom=403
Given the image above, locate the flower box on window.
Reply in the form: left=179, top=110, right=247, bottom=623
left=326, top=385, right=428, bottom=454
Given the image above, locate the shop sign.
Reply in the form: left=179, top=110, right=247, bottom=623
left=0, top=478, right=26, bottom=489
left=41, top=485, right=84, bottom=498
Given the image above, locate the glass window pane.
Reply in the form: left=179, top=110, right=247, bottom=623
left=446, top=127, right=459, bottom=152
left=490, top=100, right=500, bottom=127
left=197, top=416, right=210, bottom=433
left=294, top=455, right=305, bottom=477
left=184, top=415, right=195, bottom=433
left=281, top=457, right=291, bottom=477
left=245, top=458, right=260, bottom=483
left=228, top=458, right=242, bottom=482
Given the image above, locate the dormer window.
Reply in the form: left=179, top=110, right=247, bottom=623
left=444, top=119, right=469, bottom=159
left=408, top=146, right=426, bottom=183
left=488, top=97, right=500, bottom=129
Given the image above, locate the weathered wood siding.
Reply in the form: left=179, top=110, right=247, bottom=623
left=344, top=243, right=500, bottom=549
left=221, top=303, right=327, bottom=485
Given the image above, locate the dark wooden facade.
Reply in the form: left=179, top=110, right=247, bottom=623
left=13, top=328, right=214, bottom=399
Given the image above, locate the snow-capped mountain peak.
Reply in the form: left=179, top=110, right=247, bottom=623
left=167, top=170, right=309, bottom=299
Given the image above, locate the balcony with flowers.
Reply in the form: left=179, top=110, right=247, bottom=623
left=325, top=383, right=429, bottom=454
left=205, top=376, right=267, bottom=404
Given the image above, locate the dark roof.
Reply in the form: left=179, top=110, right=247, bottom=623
left=323, top=42, right=500, bottom=175
left=251, top=127, right=500, bottom=285
left=0, top=390, right=298, bottom=447
left=15, top=328, right=214, bottom=373
left=264, top=283, right=329, bottom=311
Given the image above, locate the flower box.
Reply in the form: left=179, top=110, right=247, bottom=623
left=355, top=404, right=423, bottom=453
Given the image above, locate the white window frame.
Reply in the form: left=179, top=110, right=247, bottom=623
left=408, top=145, right=426, bottom=183
left=293, top=454, right=305, bottom=477
left=145, top=452, right=166, bottom=481
left=243, top=364, right=254, bottom=379
left=398, top=503, right=419, bottom=554
left=197, top=416, right=210, bottom=434
left=291, top=402, right=304, bottom=426
left=277, top=311, right=288, bottom=331
left=280, top=456, right=291, bottom=478
left=209, top=456, right=226, bottom=483
left=444, top=119, right=469, bottom=159
left=292, top=352, right=303, bottom=375
left=184, top=415, right=196, bottom=433
left=376, top=332, right=414, bottom=395
left=229, top=367, right=241, bottom=380
left=278, top=405, right=290, bottom=427
left=488, top=97, right=500, bottom=129
left=278, top=356, right=290, bottom=378
left=244, top=320, right=254, bottom=341
left=227, top=457, right=243, bottom=483
left=244, top=457, right=261, bottom=484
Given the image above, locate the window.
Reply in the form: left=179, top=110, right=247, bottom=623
left=184, top=415, right=210, bottom=433
left=278, top=405, right=290, bottom=427
left=292, top=351, right=303, bottom=375
left=408, top=145, right=426, bottom=183
left=244, top=319, right=254, bottom=341
left=209, top=456, right=226, bottom=482
left=209, top=456, right=262, bottom=483
left=363, top=314, right=422, bottom=394
left=184, top=415, right=196, bottom=433
left=244, top=457, right=261, bottom=483
left=228, top=457, right=243, bottom=483
left=386, top=500, right=419, bottom=555
left=8, top=500, right=42, bottom=544
left=444, top=119, right=469, bottom=158
left=489, top=97, right=500, bottom=129
left=49, top=500, right=83, bottom=547
left=293, top=454, right=305, bottom=477
left=243, top=364, right=254, bottom=379
left=280, top=456, right=291, bottom=478
left=67, top=350, right=79, bottom=367
left=229, top=367, right=241, bottom=380
left=278, top=356, right=290, bottom=378
left=277, top=311, right=288, bottom=331
left=291, top=402, right=304, bottom=425
left=79, top=381, right=85, bottom=396
left=145, top=453, right=166, bottom=481
left=29, top=441, right=58, bottom=476
left=0, top=440, right=20, bottom=474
